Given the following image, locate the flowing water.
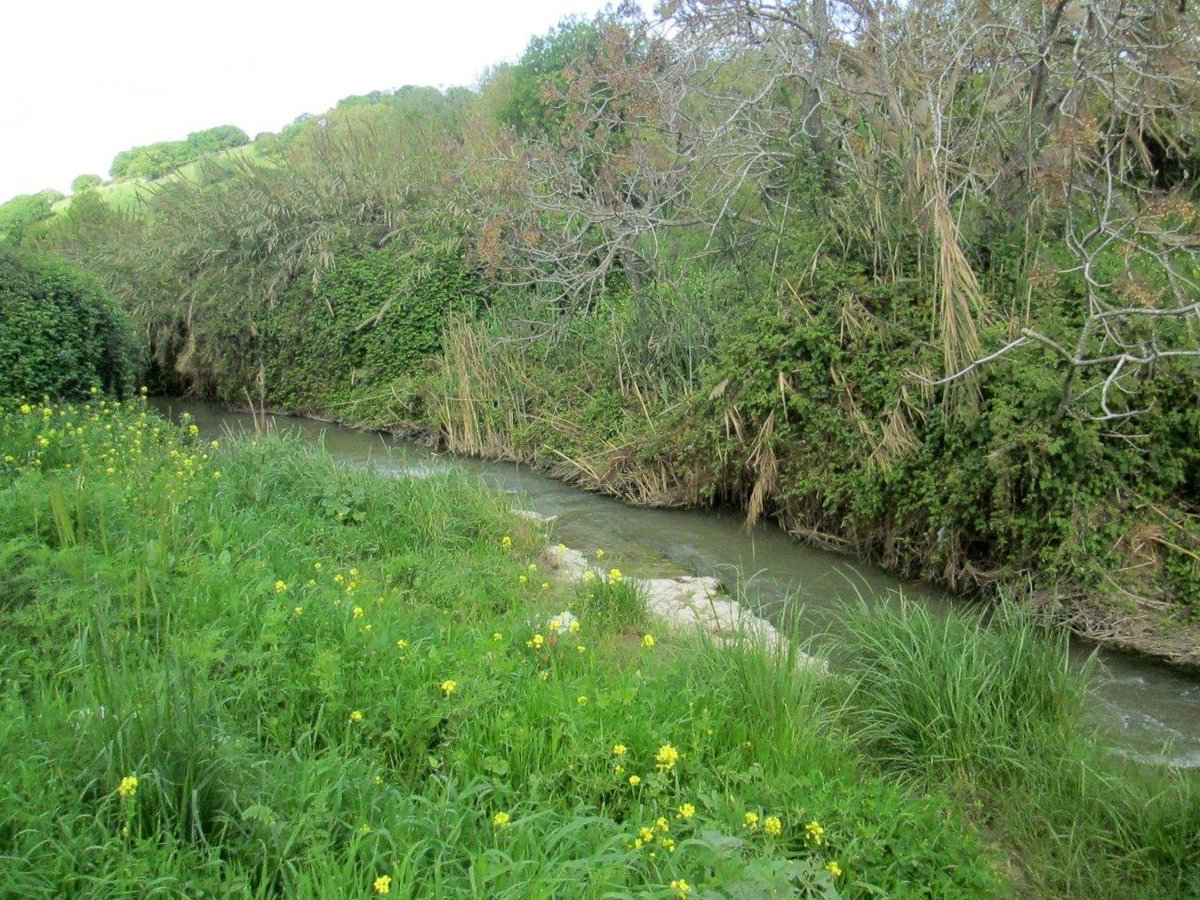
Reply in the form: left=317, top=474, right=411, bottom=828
left=160, top=399, right=1200, bottom=768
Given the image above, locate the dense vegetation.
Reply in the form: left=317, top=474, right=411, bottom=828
left=21, top=2, right=1200, bottom=663
left=0, top=246, right=138, bottom=399
left=0, top=399, right=1195, bottom=897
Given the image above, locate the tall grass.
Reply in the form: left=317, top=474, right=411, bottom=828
left=0, top=397, right=1004, bottom=898
left=838, top=600, right=1200, bottom=898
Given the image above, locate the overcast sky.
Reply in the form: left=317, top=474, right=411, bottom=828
left=0, top=0, right=630, bottom=201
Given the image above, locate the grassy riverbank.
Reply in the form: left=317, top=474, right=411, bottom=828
left=0, top=398, right=1197, bottom=898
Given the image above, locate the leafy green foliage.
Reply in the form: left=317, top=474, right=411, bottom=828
left=0, top=190, right=61, bottom=236
left=0, top=247, right=138, bottom=399
left=70, top=174, right=103, bottom=193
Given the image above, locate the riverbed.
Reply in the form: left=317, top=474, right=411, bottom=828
left=159, top=399, right=1200, bottom=768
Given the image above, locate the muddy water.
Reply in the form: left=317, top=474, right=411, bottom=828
left=160, top=400, right=1200, bottom=768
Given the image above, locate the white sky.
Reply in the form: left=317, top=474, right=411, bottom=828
left=0, top=0, right=630, bottom=201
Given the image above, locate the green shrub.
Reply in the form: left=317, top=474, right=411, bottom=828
left=0, top=247, right=139, bottom=399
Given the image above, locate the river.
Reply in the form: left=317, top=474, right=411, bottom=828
left=159, top=399, right=1200, bottom=768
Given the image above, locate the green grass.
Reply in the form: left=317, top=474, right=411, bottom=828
left=838, top=601, right=1200, bottom=898
left=0, top=397, right=1194, bottom=897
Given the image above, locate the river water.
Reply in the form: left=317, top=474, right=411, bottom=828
left=160, top=399, right=1200, bottom=768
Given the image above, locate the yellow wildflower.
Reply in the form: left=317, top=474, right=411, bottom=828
left=805, top=820, right=826, bottom=846
left=441, top=680, right=457, bottom=697
left=638, top=826, right=655, bottom=845
left=595, top=548, right=606, bottom=559
left=582, top=570, right=596, bottom=582
left=569, top=620, right=581, bottom=632
left=655, top=743, right=680, bottom=772
left=492, top=632, right=503, bottom=642
left=549, top=618, right=562, bottom=631
left=608, top=568, right=622, bottom=583
left=538, top=670, right=550, bottom=681
left=670, top=878, right=691, bottom=898
left=576, top=644, right=587, bottom=653
left=744, top=812, right=759, bottom=830
left=677, top=803, right=696, bottom=820
left=541, top=582, right=550, bottom=591
left=825, top=860, right=842, bottom=878
left=117, top=775, right=138, bottom=798
left=764, top=815, right=782, bottom=837
left=527, top=633, right=545, bottom=649
left=396, top=639, right=409, bottom=650
left=576, top=695, right=588, bottom=706
left=19, top=404, right=32, bottom=415
left=492, top=811, right=511, bottom=827
left=501, top=535, right=512, bottom=549
left=293, top=606, right=303, bottom=616
left=527, top=563, right=538, bottom=573
left=519, top=575, right=528, bottom=585
left=373, top=874, right=392, bottom=895
left=641, top=634, right=656, bottom=649
left=350, top=710, right=364, bottom=723
left=372, top=775, right=383, bottom=785
left=614, top=765, right=625, bottom=775
left=628, top=775, right=641, bottom=787
left=613, top=744, right=628, bottom=757
left=655, top=816, right=670, bottom=832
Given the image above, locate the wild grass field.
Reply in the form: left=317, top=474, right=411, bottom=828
left=0, top=397, right=1196, bottom=898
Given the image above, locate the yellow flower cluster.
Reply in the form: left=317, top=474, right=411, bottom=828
left=441, top=680, right=458, bottom=697
left=670, top=878, right=692, bottom=898
left=655, top=743, right=680, bottom=772
left=373, top=874, right=392, bottom=895
left=492, top=811, right=511, bottom=827
left=805, top=820, right=826, bottom=846
left=117, top=775, right=138, bottom=798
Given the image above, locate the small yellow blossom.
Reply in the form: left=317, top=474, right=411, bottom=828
left=541, top=582, right=550, bottom=591
left=655, top=743, right=680, bottom=772
left=334, top=573, right=345, bottom=584
left=641, top=634, right=655, bottom=649
left=764, top=815, right=783, bottom=837
left=576, top=695, right=588, bottom=706
left=825, top=860, right=842, bottom=878
left=492, top=632, right=503, bottom=642
left=612, top=744, right=628, bottom=757
left=352, top=606, right=364, bottom=619
left=350, top=710, right=364, bottom=723
left=608, top=568, right=622, bottom=583
left=655, top=816, right=670, bottom=832
left=538, top=670, right=550, bottom=681
left=527, top=633, right=545, bottom=649
left=313, top=562, right=322, bottom=571
left=349, top=568, right=359, bottom=577
left=576, top=645, right=587, bottom=653
left=595, top=548, right=606, bottom=559
left=293, top=606, right=303, bottom=616
left=519, top=575, right=528, bottom=585
left=373, top=874, right=392, bottom=895
left=396, top=639, right=409, bottom=650
left=492, top=811, right=511, bottom=827
left=569, top=620, right=581, bottom=632
left=372, top=775, right=384, bottom=785
left=670, top=878, right=691, bottom=898
left=614, top=764, right=625, bottom=775
left=637, top=826, right=655, bottom=846
left=501, top=535, right=512, bottom=549
left=211, top=470, right=222, bottom=479
left=805, top=820, right=826, bottom=846
left=117, top=775, right=138, bottom=798
left=527, top=563, right=538, bottom=573
left=628, top=775, right=641, bottom=787
left=358, top=822, right=372, bottom=835
left=19, top=404, right=32, bottom=415
left=582, top=570, right=596, bottom=582
left=744, top=812, right=760, bottom=830
left=441, top=679, right=458, bottom=697
left=549, top=618, right=562, bottom=631
left=677, top=803, right=696, bottom=820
